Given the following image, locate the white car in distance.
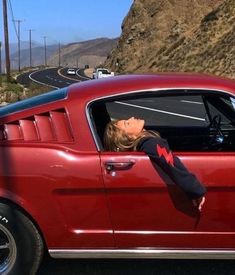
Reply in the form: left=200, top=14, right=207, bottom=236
left=67, top=68, right=76, bottom=75
left=92, top=68, right=114, bottom=79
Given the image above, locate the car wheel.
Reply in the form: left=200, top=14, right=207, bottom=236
left=0, top=203, right=44, bottom=275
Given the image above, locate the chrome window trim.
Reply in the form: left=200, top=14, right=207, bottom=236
left=49, top=249, right=235, bottom=259
left=86, top=87, right=235, bottom=151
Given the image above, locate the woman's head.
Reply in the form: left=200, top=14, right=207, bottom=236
left=116, top=117, right=145, bottom=139
left=103, top=117, right=146, bottom=151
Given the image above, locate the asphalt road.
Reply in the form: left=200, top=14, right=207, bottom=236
left=17, top=67, right=90, bottom=89
left=107, top=96, right=206, bottom=127
left=37, top=257, right=235, bottom=275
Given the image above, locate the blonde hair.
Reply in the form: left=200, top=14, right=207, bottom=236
left=103, top=120, right=159, bottom=152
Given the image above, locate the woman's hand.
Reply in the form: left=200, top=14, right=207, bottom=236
left=192, top=196, right=206, bottom=212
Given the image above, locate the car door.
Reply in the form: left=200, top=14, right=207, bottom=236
left=99, top=91, right=235, bottom=249
left=100, top=150, right=235, bottom=249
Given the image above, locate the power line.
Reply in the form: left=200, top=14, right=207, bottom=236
left=13, top=19, right=23, bottom=71
left=8, top=0, right=25, bottom=71
left=0, top=42, right=2, bottom=86
left=43, top=36, right=47, bottom=67
left=58, top=42, right=61, bottom=67
left=27, top=29, right=35, bottom=68
left=7, top=0, right=23, bottom=71
left=7, top=0, right=18, bottom=39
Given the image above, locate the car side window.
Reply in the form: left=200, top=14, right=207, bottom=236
left=231, top=97, right=235, bottom=110
left=221, top=96, right=235, bottom=112
left=106, top=94, right=208, bottom=127
left=103, top=93, right=210, bottom=151
left=91, top=90, right=235, bottom=152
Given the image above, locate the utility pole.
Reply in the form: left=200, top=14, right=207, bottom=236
left=0, top=41, right=2, bottom=86
left=58, top=42, right=61, bottom=67
left=3, top=0, right=11, bottom=81
left=14, top=19, right=23, bottom=72
left=43, top=36, right=47, bottom=67
left=28, top=29, right=34, bottom=68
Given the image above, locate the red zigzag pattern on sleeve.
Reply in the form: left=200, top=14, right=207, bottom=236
left=156, top=144, right=174, bottom=166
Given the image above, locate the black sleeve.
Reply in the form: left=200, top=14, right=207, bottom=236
left=137, top=137, right=206, bottom=199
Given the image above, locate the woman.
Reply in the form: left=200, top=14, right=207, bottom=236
left=104, top=117, right=206, bottom=211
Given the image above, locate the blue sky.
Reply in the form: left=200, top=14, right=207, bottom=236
left=0, top=0, right=133, bottom=45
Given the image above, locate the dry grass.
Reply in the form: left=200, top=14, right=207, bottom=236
left=105, top=0, right=235, bottom=79
left=0, top=74, right=51, bottom=105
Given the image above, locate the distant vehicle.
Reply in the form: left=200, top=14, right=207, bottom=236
left=84, top=64, right=89, bottom=69
left=67, top=68, right=76, bottom=75
left=92, top=68, right=114, bottom=79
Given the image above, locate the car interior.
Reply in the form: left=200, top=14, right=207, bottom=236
left=89, top=90, right=235, bottom=152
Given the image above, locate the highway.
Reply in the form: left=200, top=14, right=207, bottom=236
left=17, top=67, right=90, bottom=89
left=107, top=96, right=206, bottom=127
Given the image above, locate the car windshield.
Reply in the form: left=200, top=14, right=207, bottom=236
left=100, top=69, right=110, bottom=74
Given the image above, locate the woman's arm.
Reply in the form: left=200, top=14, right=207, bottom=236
left=138, top=137, right=206, bottom=207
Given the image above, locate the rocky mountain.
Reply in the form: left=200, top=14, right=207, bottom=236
left=48, top=37, right=118, bottom=68
left=105, top=0, right=235, bottom=79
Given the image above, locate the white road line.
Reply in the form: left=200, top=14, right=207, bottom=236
left=181, top=100, right=203, bottom=105
left=29, top=71, right=59, bottom=89
left=57, top=68, right=81, bottom=82
left=115, top=101, right=205, bottom=121
left=76, top=69, right=90, bottom=80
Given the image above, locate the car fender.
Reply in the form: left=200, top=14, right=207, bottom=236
left=0, top=189, right=46, bottom=244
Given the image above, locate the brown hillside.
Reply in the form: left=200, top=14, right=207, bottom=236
left=105, top=0, right=235, bottom=79
left=146, top=0, right=235, bottom=78
left=49, top=38, right=118, bottom=68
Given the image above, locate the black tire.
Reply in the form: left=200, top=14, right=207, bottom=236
left=0, top=203, right=44, bottom=275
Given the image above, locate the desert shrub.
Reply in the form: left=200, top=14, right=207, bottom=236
left=25, top=82, right=52, bottom=98
left=150, top=61, right=157, bottom=68
left=4, top=83, right=23, bottom=94
left=201, top=9, right=219, bottom=24
left=164, top=37, right=185, bottom=56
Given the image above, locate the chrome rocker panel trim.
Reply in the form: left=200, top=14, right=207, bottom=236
left=49, top=249, right=235, bottom=259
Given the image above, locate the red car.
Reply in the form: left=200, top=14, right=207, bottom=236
left=0, top=74, right=235, bottom=274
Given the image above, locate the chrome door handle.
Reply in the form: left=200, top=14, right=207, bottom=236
left=105, top=161, right=135, bottom=171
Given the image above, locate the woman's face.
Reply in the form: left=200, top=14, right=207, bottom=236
left=116, top=117, right=145, bottom=139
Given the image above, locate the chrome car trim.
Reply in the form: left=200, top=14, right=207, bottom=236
left=49, top=249, right=235, bottom=259
left=115, top=230, right=235, bottom=235
left=85, top=87, right=235, bottom=151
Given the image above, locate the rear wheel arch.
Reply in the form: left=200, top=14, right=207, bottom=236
left=0, top=199, right=46, bottom=274
left=0, top=197, right=46, bottom=246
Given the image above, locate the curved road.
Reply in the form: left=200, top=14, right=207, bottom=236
left=17, top=67, right=90, bottom=89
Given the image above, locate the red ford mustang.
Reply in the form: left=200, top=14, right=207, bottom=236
left=0, top=74, right=235, bottom=274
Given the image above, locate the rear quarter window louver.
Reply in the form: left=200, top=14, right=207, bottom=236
left=0, top=109, right=74, bottom=143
